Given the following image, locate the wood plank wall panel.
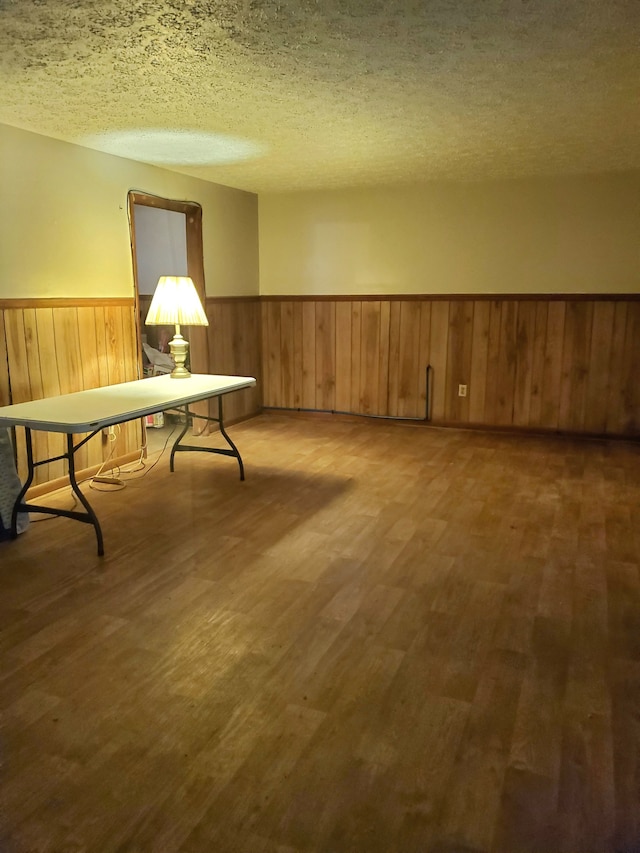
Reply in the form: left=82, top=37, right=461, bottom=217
left=350, top=302, right=362, bottom=414
left=482, top=300, right=502, bottom=426
left=315, top=301, right=336, bottom=411
left=606, top=302, right=630, bottom=437
left=623, top=304, right=640, bottom=434
left=512, top=300, right=536, bottom=427
left=427, top=301, right=450, bottom=422
left=206, top=298, right=262, bottom=425
left=78, top=307, right=107, bottom=472
left=2, top=302, right=141, bottom=485
left=291, top=302, right=304, bottom=409
left=335, top=301, right=352, bottom=413
left=360, top=301, right=382, bottom=415
left=417, top=302, right=432, bottom=419
left=378, top=300, right=391, bottom=417
left=261, top=299, right=282, bottom=411
left=260, top=296, right=640, bottom=439
left=539, top=301, right=566, bottom=430
left=279, top=301, right=295, bottom=409
left=31, top=309, right=63, bottom=481
left=583, top=301, right=615, bottom=435
left=469, top=301, right=490, bottom=424
left=614, top=301, right=640, bottom=435
left=300, top=301, right=315, bottom=409
left=387, top=301, right=401, bottom=416
left=4, top=309, right=32, bottom=481
left=527, top=302, right=549, bottom=427
left=446, top=300, right=474, bottom=422
left=495, top=300, right=519, bottom=426
left=560, top=301, right=592, bottom=432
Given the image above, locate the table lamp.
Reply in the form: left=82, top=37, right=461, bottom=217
left=145, top=275, right=209, bottom=378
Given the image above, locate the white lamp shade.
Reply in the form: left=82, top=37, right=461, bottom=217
left=145, top=276, right=209, bottom=327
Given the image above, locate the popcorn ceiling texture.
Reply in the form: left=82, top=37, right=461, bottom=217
left=1, top=0, right=638, bottom=192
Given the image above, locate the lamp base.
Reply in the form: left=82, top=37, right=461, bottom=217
left=168, top=332, right=191, bottom=379
left=170, top=365, right=191, bottom=379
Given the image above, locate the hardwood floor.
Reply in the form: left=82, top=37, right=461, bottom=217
left=1, top=414, right=639, bottom=853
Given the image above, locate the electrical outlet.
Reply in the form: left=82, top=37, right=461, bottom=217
left=458, top=384, right=468, bottom=397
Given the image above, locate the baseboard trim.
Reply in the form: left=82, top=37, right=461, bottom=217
left=260, top=407, right=640, bottom=443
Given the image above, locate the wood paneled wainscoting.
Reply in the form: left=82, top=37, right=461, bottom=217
left=0, top=298, right=142, bottom=489
left=0, top=296, right=263, bottom=493
left=205, top=297, right=263, bottom=424
left=261, top=295, right=640, bottom=439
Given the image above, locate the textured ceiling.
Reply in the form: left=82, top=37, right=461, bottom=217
left=1, top=0, right=639, bottom=193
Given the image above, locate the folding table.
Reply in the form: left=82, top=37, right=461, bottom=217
left=0, top=373, right=256, bottom=556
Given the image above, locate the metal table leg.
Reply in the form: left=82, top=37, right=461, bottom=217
left=12, top=428, right=105, bottom=556
left=169, top=396, right=245, bottom=480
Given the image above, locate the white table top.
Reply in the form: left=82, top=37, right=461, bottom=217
left=0, top=374, right=256, bottom=433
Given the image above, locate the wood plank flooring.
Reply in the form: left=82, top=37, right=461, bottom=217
left=1, top=414, right=639, bottom=853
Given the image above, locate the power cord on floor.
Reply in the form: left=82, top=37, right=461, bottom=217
left=89, top=421, right=175, bottom=490
left=88, top=426, right=123, bottom=490
left=111, top=424, right=178, bottom=482
left=29, top=422, right=178, bottom=520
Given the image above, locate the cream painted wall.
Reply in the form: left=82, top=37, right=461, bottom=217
left=0, top=123, right=259, bottom=299
left=258, top=173, right=640, bottom=295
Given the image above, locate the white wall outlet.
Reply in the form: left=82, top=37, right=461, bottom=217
left=458, top=384, right=468, bottom=397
